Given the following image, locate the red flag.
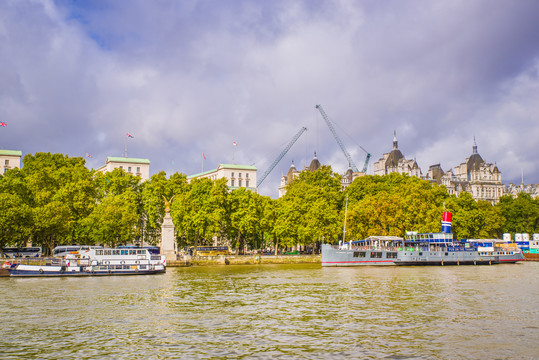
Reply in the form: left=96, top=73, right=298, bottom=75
left=86, top=153, right=93, bottom=158
left=126, top=132, right=134, bottom=138
left=202, top=153, right=206, bottom=160
left=0, top=122, right=6, bottom=127
left=232, top=141, right=237, bottom=146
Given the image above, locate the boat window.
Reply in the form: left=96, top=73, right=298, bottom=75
left=386, top=252, right=397, bottom=259
left=371, top=252, right=383, bottom=258
left=419, top=252, right=423, bottom=256
left=96, top=250, right=103, bottom=255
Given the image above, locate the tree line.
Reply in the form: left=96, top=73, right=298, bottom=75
left=1, top=152, right=538, bottom=254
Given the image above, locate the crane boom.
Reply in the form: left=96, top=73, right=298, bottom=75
left=257, top=126, right=308, bottom=187
left=315, top=104, right=360, bottom=172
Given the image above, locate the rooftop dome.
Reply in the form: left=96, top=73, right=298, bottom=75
left=308, top=152, right=321, bottom=172
left=467, top=138, right=484, bottom=172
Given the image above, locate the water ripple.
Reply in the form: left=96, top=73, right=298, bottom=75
left=1, top=263, right=539, bottom=359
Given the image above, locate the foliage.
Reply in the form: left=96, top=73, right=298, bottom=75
left=0, top=152, right=537, bottom=253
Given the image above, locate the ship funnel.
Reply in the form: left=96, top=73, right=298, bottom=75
left=441, top=212, right=452, bottom=233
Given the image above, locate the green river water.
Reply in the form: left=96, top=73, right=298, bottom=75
left=1, top=263, right=538, bottom=359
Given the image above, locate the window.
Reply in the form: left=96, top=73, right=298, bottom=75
left=137, top=167, right=140, bottom=173
left=128, top=166, right=132, bottom=172
left=386, top=252, right=397, bottom=259
left=239, top=173, right=242, bottom=178
left=246, top=180, right=249, bottom=187
left=371, top=252, right=383, bottom=258
left=119, top=166, right=123, bottom=169
left=231, top=172, right=235, bottom=177
left=231, top=179, right=235, bottom=187
left=246, top=173, right=249, bottom=178
left=353, top=252, right=366, bottom=258
left=4, top=160, right=8, bottom=165
left=239, top=179, right=242, bottom=187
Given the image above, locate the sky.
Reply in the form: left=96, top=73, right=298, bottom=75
left=1, top=0, right=539, bottom=197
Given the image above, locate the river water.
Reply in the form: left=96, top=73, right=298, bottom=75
left=1, top=262, right=538, bottom=359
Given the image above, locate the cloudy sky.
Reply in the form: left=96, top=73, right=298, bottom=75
left=1, top=0, right=539, bottom=197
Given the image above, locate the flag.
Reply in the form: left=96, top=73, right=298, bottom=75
left=233, top=141, right=237, bottom=146
left=126, top=132, right=134, bottom=138
left=0, top=122, right=6, bottom=127
left=86, top=153, right=93, bottom=158
left=202, top=153, right=206, bottom=160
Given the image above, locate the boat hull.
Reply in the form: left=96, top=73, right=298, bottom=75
left=3, top=263, right=165, bottom=277
left=321, top=244, right=524, bottom=267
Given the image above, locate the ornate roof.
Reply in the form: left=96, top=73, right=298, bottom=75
left=308, top=152, right=321, bottom=172
left=466, top=138, right=484, bottom=172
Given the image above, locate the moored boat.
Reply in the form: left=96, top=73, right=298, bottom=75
left=1, top=247, right=166, bottom=277
left=322, top=212, right=524, bottom=267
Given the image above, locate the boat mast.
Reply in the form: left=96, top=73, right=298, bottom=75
left=342, top=194, right=348, bottom=244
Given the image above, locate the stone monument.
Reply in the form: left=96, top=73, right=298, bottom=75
left=160, top=196, right=177, bottom=262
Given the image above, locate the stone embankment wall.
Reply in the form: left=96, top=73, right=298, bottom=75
left=167, top=255, right=321, bottom=267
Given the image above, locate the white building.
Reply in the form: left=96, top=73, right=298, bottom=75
left=96, top=156, right=151, bottom=181
left=505, top=183, right=539, bottom=199
left=373, top=133, right=422, bottom=177
left=0, top=150, right=22, bottom=175
left=425, top=139, right=505, bottom=204
left=187, top=164, right=257, bottom=191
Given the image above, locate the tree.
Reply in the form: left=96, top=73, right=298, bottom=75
left=21, top=153, right=95, bottom=253
left=497, top=193, right=539, bottom=235
left=80, top=193, right=139, bottom=247
left=277, top=166, right=343, bottom=250
left=0, top=192, right=32, bottom=248
left=141, top=171, right=189, bottom=245
left=172, top=177, right=228, bottom=254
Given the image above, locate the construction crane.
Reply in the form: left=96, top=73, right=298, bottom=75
left=315, top=104, right=371, bottom=173
left=257, top=126, right=308, bottom=187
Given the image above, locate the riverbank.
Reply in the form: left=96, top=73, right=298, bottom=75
left=167, top=254, right=321, bottom=267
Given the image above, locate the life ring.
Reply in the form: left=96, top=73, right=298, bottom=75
left=39, top=269, right=44, bottom=274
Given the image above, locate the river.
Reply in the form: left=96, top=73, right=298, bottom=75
left=1, top=262, right=538, bottom=359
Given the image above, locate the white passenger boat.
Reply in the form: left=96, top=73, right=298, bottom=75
left=2, top=247, right=166, bottom=277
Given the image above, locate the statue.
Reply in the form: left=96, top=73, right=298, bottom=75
left=162, top=195, right=175, bottom=213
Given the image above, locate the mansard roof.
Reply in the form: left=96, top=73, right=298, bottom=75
left=467, top=139, right=484, bottom=172
left=386, top=149, right=404, bottom=167
left=308, top=152, right=321, bottom=172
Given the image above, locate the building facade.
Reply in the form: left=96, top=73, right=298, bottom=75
left=505, top=183, right=539, bottom=199
left=187, top=164, right=258, bottom=192
left=96, top=156, right=151, bottom=181
left=0, top=150, right=22, bottom=175
left=424, top=140, right=505, bottom=204
left=373, top=133, right=422, bottom=177
left=278, top=153, right=363, bottom=197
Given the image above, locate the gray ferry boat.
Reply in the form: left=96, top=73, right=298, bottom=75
left=322, top=212, right=524, bottom=267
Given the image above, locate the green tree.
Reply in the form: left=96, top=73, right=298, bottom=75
left=80, top=194, right=139, bottom=247
left=172, top=177, right=228, bottom=254
left=141, top=171, right=189, bottom=245
left=277, top=166, right=343, bottom=250
left=497, top=193, right=539, bottom=235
